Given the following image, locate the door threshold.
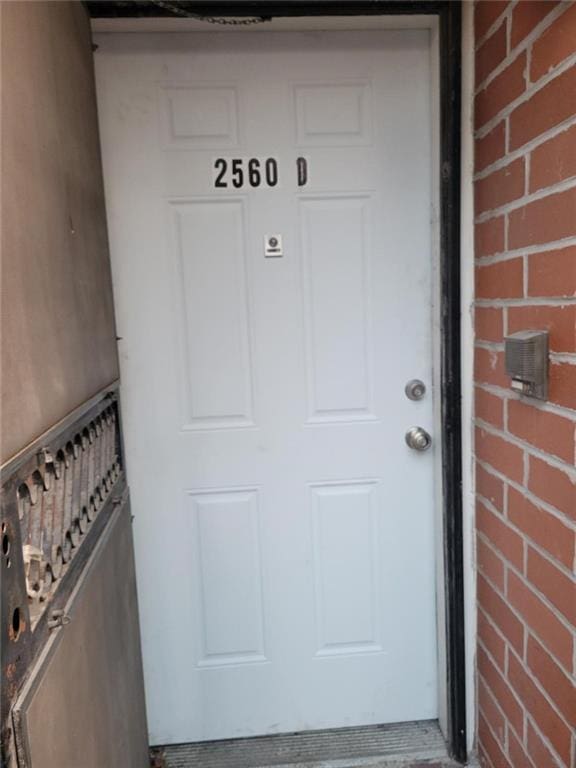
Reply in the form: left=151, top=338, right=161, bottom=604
left=152, top=720, right=467, bottom=768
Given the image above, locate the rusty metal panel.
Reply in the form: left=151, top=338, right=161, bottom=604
left=1, top=389, right=127, bottom=766
left=12, top=497, right=149, bottom=768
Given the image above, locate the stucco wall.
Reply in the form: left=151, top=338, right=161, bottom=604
left=473, top=2, right=576, bottom=767
left=1, top=1, right=119, bottom=463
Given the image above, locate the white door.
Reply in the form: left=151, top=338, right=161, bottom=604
left=96, top=29, right=438, bottom=746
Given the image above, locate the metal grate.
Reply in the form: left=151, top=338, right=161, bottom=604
left=157, top=720, right=455, bottom=768
left=1, top=385, right=125, bottom=768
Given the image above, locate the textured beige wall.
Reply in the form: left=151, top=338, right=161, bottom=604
left=1, top=2, right=119, bottom=463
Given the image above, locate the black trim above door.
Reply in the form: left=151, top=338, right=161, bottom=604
left=87, top=2, right=466, bottom=762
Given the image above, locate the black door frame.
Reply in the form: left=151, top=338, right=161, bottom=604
left=88, top=1, right=466, bottom=762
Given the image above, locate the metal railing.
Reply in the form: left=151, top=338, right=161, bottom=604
left=1, top=383, right=125, bottom=768
left=16, top=404, right=121, bottom=625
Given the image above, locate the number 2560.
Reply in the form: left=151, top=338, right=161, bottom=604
left=214, top=158, right=279, bottom=189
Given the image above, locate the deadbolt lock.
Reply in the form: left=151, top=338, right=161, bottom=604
left=405, top=379, right=426, bottom=401
left=405, top=426, right=432, bottom=452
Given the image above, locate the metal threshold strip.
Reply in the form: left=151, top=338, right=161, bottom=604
left=155, top=720, right=465, bottom=768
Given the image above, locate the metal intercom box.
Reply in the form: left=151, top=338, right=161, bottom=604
left=504, top=330, right=549, bottom=400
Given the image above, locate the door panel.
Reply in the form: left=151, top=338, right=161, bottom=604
left=173, top=199, right=254, bottom=427
left=96, top=29, right=438, bottom=745
left=311, top=480, right=381, bottom=656
left=301, top=195, right=373, bottom=420
left=190, top=488, right=266, bottom=667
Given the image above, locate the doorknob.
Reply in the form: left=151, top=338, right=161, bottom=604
left=405, top=426, right=432, bottom=452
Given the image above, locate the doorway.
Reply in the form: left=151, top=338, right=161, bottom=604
left=94, top=6, right=464, bottom=761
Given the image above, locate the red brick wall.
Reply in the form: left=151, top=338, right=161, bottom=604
left=473, top=2, right=576, bottom=767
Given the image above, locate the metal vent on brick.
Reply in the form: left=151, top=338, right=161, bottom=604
left=504, top=330, right=549, bottom=400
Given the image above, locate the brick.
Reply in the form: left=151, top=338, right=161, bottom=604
left=476, top=306, right=504, bottom=343
left=549, top=362, right=576, bottom=411
left=477, top=499, right=524, bottom=571
left=508, top=186, right=576, bottom=250
left=528, top=246, right=576, bottom=298
left=531, top=3, right=576, bottom=82
left=527, top=546, right=576, bottom=626
left=476, top=121, right=506, bottom=173
left=479, top=607, right=507, bottom=670
left=530, top=124, right=576, bottom=192
left=476, top=53, right=527, bottom=130
left=478, top=573, right=525, bottom=653
left=476, top=20, right=508, bottom=86
left=479, top=677, right=507, bottom=746
left=508, top=653, right=573, bottom=765
left=507, top=304, right=576, bottom=353
left=508, top=398, right=575, bottom=463
left=508, top=486, right=574, bottom=570
left=476, top=258, right=524, bottom=299
left=528, top=455, right=576, bottom=521
left=475, top=1, right=510, bottom=41
left=527, top=719, right=564, bottom=768
left=511, top=0, right=559, bottom=49
left=477, top=463, right=505, bottom=511
left=476, top=215, right=505, bottom=257
left=527, top=635, right=576, bottom=726
left=476, top=387, right=505, bottom=429
left=508, top=571, right=573, bottom=670
left=510, top=66, right=576, bottom=150
left=475, top=158, right=526, bottom=215
left=476, top=426, right=524, bottom=484
left=478, top=715, right=512, bottom=768
left=478, top=534, right=506, bottom=591
left=475, top=347, right=509, bottom=389
left=507, top=726, right=532, bottom=768
left=478, top=644, right=524, bottom=735
left=478, top=745, right=492, bottom=768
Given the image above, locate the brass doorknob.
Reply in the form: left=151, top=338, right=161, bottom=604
left=405, top=426, right=432, bottom=452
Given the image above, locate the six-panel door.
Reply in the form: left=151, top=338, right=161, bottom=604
left=96, top=28, right=438, bottom=745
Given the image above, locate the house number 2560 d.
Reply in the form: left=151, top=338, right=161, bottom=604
left=214, top=158, right=279, bottom=189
